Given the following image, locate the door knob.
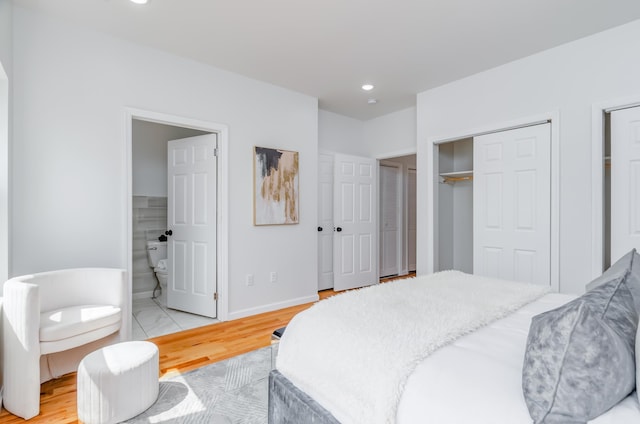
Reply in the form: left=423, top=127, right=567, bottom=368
left=336, top=227, right=342, bottom=232
left=165, top=230, right=173, bottom=236
left=318, top=226, right=323, bottom=232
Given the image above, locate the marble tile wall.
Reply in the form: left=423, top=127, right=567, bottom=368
left=132, top=196, right=168, bottom=296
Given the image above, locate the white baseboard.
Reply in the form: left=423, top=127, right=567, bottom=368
left=227, top=294, right=319, bottom=321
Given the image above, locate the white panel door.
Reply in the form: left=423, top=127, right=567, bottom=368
left=318, top=153, right=334, bottom=290
left=407, top=169, right=417, bottom=272
left=611, top=106, right=640, bottom=262
left=334, top=153, right=378, bottom=291
left=473, top=123, right=551, bottom=286
left=168, top=134, right=217, bottom=317
left=380, top=164, right=401, bottom=278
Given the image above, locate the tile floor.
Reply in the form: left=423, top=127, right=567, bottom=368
left=132, top=294, right=218, bottom=340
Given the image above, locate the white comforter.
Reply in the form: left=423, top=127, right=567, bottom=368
left=276, top=271, right=549, bottom=424
left=396, top=292, right=640, bottom=423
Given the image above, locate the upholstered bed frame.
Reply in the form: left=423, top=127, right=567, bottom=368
left=269, top=256, right=640, bottom=424
left=268, top=369, right=339, bottom=424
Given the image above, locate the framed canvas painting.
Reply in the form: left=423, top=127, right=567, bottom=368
left=253, top=146, right=299, bottom=225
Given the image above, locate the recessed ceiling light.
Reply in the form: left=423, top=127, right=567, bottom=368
left=130, top=0, right=148, bottom=4
left=367, top=98, right=378, bottom=105
left=361, top=84, right=374, bottom=91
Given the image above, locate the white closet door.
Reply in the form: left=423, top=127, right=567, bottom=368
left=380, top=164, right=401, bottom=278
left=611, top=106, right=640, bottom=262
left=473, top=123, right=551, bottom=286
left=318, top=153, right=334, bottom=290
left=333, top=153, right=378, bottom=291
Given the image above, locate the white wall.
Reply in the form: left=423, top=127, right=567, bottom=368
left=318, top=109, right=365, bottom=155
left=0, top=0, right=11, bottom=401
left=0, top=1, right=11, bottom=76
left=318, top=107, right=416, bottom=159
left=417, top=18, right=640, bottom=295
left=0, top=0, right=11, bottom=285
left=0, top=71, right=7, bottom=286
left=132, top=120, right=208, bottom=197
left=364, top=107, right=416, bottom=158
left=12, top=6, right=319, bottom=318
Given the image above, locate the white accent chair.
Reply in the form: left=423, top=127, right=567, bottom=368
left=2, top=268, right=129, bottom=420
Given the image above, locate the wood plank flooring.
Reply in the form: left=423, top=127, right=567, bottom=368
left=0, top=273, right=413, bottom=423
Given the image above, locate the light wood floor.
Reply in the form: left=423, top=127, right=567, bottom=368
left=0, top=274, right=413, bottom=423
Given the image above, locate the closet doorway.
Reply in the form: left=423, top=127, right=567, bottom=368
left=379, top=154, right=416, bottom=279
left=434, top=123, right=553, bottom=286
left=602, top=105, right=640, bottom=269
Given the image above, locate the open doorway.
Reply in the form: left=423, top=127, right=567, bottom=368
left=592, top=98, right=640, bottom=278
left=601, top=105, right=640, bottom=271
left=379, top=154, right=416, bottom=279
left=126, top=109, right=230, bottom=340
left=131, top=119, right=216, bottom=339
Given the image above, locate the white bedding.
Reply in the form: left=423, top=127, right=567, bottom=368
left=396, top=293, right=640, bottom=423
left=277, top=271, right=549, bottom=424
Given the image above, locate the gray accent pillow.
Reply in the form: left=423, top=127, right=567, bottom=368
left=637, top=322, right=640, bottom=405
left=586, top=248, right=640, bottom=314
left=523, top=277, right=638, bottom=424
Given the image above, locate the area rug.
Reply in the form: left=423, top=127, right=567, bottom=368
left=125, top=345, right=277, bottom=423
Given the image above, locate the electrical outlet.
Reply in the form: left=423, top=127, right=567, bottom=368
left=269, top=271, right=278, bottom=283
left=246, top=274, right=254, bottom=286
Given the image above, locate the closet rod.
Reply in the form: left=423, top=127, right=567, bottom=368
left=441, top=175, right=474, bottom=184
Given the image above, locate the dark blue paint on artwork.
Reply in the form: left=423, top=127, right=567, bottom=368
left=256, top=147, right=283, bottom=178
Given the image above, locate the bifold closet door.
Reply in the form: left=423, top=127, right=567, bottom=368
left=473, top=123, right=551, bottom=285
left=611, top=106, right=640, bottom=262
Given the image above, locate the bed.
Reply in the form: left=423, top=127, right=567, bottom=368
left=269, top=255, right=640, bottom=424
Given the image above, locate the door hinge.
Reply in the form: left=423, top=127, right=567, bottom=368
left=214, top=292, right=218, bottom=301
left=213, top=148, right=218, bottom=157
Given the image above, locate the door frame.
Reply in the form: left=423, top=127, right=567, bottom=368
left=379, top=161, right=404, bottom=278
left=422, top=111, right=560, bottom=292
left=406, top=167, right=417, bottom=272
left=124, top=107, right=230, bottom=321
left=591, top=95, right=640, bottom=279
left=0, top=62, right=8, bottom=284
left=377, top=149, right=417, bottom=277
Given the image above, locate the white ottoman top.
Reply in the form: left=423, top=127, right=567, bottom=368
left=82, top=341, right=158, bottom=374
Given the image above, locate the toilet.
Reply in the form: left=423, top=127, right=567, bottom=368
left=146, top=241, right=168, bottom=296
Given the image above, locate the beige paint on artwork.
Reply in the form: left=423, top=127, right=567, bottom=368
left=254, top=147, right=299, bottom=225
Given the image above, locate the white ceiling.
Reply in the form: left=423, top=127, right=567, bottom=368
left=15, top=0, right=640, bottom=120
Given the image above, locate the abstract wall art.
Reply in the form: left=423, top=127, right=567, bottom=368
left=253, top=146, right=299, bottom=225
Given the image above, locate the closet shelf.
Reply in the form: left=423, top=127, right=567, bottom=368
left=440, top=170, right=473, bottom=183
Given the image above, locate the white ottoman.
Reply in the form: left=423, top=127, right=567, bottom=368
left=77, top=341, right=159, bottom=424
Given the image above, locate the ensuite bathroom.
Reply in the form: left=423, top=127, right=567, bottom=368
left=131, top=119, right=216, bottom=340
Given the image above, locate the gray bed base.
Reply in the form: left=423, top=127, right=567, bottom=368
left=268, top=369, right=341, bottom=424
